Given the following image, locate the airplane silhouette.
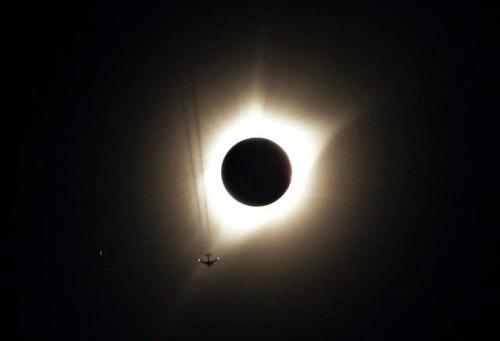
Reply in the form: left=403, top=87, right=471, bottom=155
left=198, top=253, right=220, bottom=270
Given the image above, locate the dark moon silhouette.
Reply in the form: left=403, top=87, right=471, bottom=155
left=221, top=138, right=292, bottom=206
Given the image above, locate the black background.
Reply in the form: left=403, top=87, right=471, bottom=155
left=7, top=2, right=495, bottom=339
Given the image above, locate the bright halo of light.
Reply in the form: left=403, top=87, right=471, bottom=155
left=203, top=104, right=328, bottom=241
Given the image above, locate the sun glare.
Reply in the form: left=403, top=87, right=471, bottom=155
left=203, top=104, right=328, bottom=241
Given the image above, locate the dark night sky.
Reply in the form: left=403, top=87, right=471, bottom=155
left=7, top=2, right=495, bottom=339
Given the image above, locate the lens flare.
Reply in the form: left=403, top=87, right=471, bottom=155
left=203, top=104, right=329, bottom=241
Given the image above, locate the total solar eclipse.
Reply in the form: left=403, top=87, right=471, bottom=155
left=221, top=137, right=292, bottom=206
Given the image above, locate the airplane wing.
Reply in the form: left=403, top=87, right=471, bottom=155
left=198, top=256, right=220, bottom=266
